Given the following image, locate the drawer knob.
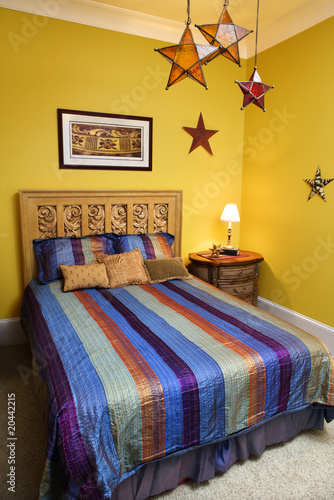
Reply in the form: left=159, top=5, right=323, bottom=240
left=233, top=287, right=246, bottom=294
left=239, top=270, right=243, bottom=276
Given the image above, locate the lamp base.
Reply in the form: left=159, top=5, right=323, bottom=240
left=221, top=247, right=240, bottom=256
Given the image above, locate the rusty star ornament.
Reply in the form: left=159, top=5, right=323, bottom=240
left=236, top=67, right=274, bottom=111
left=155, top=25, right=219, bottom=89
left=196, top=3, right=252, bottom=67
left=183, top=113, right=219, bottom=155
left=304, top=166, right=334, bottom=202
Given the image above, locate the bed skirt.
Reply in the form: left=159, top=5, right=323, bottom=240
left=111, top=405, right=333, bottom=500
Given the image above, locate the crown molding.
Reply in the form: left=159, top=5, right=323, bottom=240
left=1, top=0, right=333, bottom=60
left=244, top=0, right=334, bottom=58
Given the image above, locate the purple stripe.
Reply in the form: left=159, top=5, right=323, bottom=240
left=141, top=235, right=155, bottom=259
left=71, top=238, right=85, bottom=265
left=25, top=286, right=102, bottom=499
left=98, top=289, right=201, bottom=448
left=164, top=282, right=292, bottom=413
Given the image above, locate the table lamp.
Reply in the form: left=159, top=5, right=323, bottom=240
left=220, top=204, right=240, bottom=255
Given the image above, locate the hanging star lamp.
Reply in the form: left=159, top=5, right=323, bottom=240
left=154, top=0, right=220, bottom=89
left=235, top=0, right=274, bottom=111
left=196, top=1, right=252, bottom=67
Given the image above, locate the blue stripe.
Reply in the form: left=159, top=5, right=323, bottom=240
left=98, top=288, right=202, bottom=448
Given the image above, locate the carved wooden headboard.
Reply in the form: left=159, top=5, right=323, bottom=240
left=19, top=189, right=183, bottom=288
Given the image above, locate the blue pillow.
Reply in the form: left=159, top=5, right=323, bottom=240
left=112, top=233, right=174, bottom=259
left=33, top=233, right=115, bottom=284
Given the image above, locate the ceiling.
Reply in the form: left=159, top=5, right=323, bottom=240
left=2, top=0, right=334, bottom=58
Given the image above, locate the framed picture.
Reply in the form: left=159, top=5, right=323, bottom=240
left=57, top=109, right=153, bottom=171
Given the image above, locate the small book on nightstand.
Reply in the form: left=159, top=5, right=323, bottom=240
left=221, top=248, right=240, bottom=256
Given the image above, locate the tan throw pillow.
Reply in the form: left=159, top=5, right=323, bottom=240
left=96, top=249, right=150, bottom=289
left=60, top=263, right=110, bottom=292
left=144, top=257, right=191, bottom=284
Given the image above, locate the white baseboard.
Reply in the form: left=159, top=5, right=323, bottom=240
left=1, top=304, right=334, bottom=356
left=0, top=317, right=27, bottom=347
left=258, top=297, right=334, bottom=355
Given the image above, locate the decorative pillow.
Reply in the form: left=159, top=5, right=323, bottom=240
left=144, top=257, right=191, bottom=284
left=33, top=233, right=115, bottom=284
left=60, top=263, right=110, bottom=292
left=112, top=233, right=174, bottom=259
left=96, top=249, right=150, bottom=289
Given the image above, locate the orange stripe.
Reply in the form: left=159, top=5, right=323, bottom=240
left=141, top=284, right=266, bottom=426
left=73, top=290, right=165, bottom=462
left=157, top=234, right=173, bottom=258
left=91, top=237, right=104, bottom=257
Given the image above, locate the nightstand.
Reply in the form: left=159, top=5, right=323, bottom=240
left=188, top=250, right=263, bottom=305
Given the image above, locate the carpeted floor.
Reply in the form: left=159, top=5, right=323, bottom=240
left=0, top=343, right=47, bottom=500
left=1, top=343, right=333, bottom=500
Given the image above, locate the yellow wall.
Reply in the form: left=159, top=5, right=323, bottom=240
left=0, top=8, right=246, bottom=319
left=2, top=9, right=333, bottom=328
left=240, top=17, right=334, bottom=327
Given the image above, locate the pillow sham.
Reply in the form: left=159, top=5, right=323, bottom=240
left=112, top=232, right=174, bottom=259
left=60, top=263, right=110, bottom=292
left=33, top=233, right=115, bottom=284
left=96, top=249, right=150, bottom=289
left=144, top=257, right=191, bottom=284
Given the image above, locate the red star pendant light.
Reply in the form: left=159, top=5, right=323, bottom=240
left=236, top=67, right=273, bottom=111
left=235, top=0, right=274, bottom=111
left=196, top=1, right=252, bottom=67
left=155, top=0, right=219, bottom=89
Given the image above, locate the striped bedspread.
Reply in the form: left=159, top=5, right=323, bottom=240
left=21, top=278, right=334, bottom=499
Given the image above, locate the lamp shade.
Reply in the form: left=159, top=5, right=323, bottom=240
left=220, top=204, right=240, bottom=223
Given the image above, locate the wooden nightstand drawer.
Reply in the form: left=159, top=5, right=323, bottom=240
left=218, top=264, right=257, bottom=281
left=218, top=281, right=254, bottom=298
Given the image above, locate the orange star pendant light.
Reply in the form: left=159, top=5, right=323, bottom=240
left=235, top=0, right=274, bottom=111
left=196, top=1, right=252, bottom=67
left=155, top=0, right=219, bottom=89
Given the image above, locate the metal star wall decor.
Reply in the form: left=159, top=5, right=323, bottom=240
left=303, top=166, right=334, bottom=202
left=196, top=2, right=252, bottom=67
left=183, top=113, right=218, bottom=155
left=236, top=67, right=274, bottom=111
left=154, top=2, right=219, bottom=89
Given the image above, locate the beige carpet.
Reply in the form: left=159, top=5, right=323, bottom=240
left=1, top=343, right=333, bottom=500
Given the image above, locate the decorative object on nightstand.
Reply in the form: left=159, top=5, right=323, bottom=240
left=209, top=243, right=222, bottom=257
left=188, top=250, right=264, bottom=305
left=220, top=203, right=240, bottom=255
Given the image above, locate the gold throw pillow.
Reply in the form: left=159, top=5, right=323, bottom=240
left=60, top=263, right=110, bottom=292
left=96, top=249, right=150, bottom=289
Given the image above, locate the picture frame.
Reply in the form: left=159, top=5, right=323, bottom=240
left=57, top=109, right=153, bottom=171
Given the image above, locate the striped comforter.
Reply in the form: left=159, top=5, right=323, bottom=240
left=21, top=277, right=334, bottom=499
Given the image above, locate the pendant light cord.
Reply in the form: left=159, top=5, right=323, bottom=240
left=186, top=0, right=191, bottom=26
left=254, top=0, right=260, bottom=67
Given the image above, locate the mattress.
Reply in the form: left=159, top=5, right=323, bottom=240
left=20, top=277, right=334, bottom=499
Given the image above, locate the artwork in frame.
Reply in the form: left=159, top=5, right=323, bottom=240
left=57, top=109, right=153, bottom=171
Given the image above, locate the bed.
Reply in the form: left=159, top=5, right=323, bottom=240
left=19, top=189, right=334, bottom=500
